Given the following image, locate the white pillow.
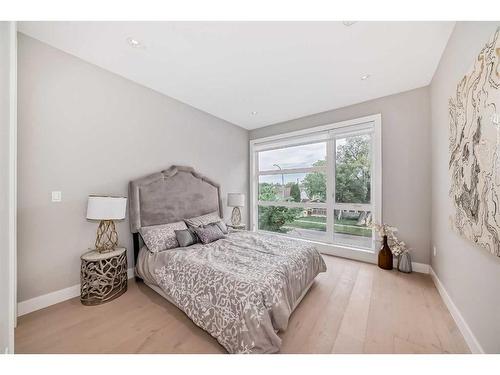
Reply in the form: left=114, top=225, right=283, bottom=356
left=139, top=221, right=188, bottom=253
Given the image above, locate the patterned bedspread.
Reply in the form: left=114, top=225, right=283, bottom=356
left=145, top=231, right=327, bottom=353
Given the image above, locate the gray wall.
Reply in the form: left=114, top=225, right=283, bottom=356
left=0, top=22, right=13, bottom=353
left=250, top=87, right=432, bottom=264
left=430, top=22, right=500, bottom=353
left=17, top=34, right=249, bottom=302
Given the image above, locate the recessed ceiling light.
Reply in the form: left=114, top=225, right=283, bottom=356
left=342, top=21, right=357, bottom=27
left=361, top=74, right=371, bottom=80
left=251, top=111, right=258, bottom=116
left=126, top=37, right=144, bottom=48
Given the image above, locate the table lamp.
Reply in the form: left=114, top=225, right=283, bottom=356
left=86, top=195, right=127, bottom=252
left=227, top=193, right=245, bottom=226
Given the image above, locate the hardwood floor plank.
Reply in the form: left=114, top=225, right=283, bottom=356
left=419, top=276, right=470, bottom=353
left=363, top=267, right=399, bottom=353
left=332, top=262, right=374, bottom=353
left=15, top=255, right=469, bottom=354
left=279, top=256, right=345, bottom=353
left=391, top=272, right=442, bottom=351
left=393, top=336, right=444, bottom=354
left=304, top=261, right=359, bottom=353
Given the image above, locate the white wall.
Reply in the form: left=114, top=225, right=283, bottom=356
left=430, top=22, right=500, bottom=354
left=0, top=21, right=15, bottom=354
left=250, top=87, right=432, bottom=264
left=17, top=34, right=249, bottom=302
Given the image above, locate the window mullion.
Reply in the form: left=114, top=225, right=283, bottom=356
left=326, top=135, right=335, bottom=244
left=370, top=133, right=376, bottom=249
left=252, top=151, right=259, bottom=231
left=257, top=201, right=327, bottom=209
left=257, top=166, right=326, bottom=176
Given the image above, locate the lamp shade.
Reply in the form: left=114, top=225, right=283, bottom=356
left=86, top=195, right=127, bottom=220
left=227, top=193, right=245, bottom=207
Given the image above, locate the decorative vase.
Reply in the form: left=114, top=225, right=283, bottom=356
left=378, top=235, right=393, bottom=270
left=397, top=251, right=412, bottom=273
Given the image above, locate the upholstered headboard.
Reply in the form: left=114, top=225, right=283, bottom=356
left=128, top=165, right=223, bottom=267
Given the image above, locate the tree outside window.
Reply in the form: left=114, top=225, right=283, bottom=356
left=258, top=135, right=371, bottom=233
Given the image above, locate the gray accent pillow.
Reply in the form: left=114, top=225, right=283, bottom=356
left=185, top=211, right=221, bottom=228
left=215, top=221, right=228, bottom=234
left=139, top=221, right=187, bottom=253
left=175, top=228, right=199, bottom=247
left=194, top=223, right=225, bottom=244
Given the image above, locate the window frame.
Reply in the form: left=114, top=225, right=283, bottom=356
left=249, top=114, right=382, bottom=262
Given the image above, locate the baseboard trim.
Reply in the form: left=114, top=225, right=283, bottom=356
left=429, top=267, right=484, bottom=354
left=411, top=261, right=429, bottom=274
left=391, top=259, right=430, bottom=274
left=17, top=268, right=135, bottom=317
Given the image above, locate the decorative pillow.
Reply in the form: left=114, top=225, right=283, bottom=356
left=215, top=220, right=228, bottom=234
left=184, top=211, right=221, bottom=228
left=194, top=223, right=225, bottom=244
left=175, top=228, right=199, bottom=247
left=139, top=221, right=187, bottom=253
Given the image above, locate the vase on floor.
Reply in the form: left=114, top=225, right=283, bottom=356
left=378, top=235, right=393, bottom=270
left=397, top=251, right=412, bottom=273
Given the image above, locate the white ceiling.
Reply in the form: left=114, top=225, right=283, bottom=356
left=18, top=21, right=454, bottom=130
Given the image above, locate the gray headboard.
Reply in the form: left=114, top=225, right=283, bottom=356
left=128, top=166, right=223, bottom=271
left=129, top=165, right=223, bottom=233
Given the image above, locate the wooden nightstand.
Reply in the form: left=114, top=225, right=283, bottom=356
left=227, top=223, right=246, bottom=231
left=80, top=247, right=128, bottom=306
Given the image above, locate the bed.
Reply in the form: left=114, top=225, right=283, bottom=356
left=129, top=165, right=327, bottom=353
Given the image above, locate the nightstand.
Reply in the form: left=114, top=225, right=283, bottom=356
left=227, top=223, right=246, bottom=231
left=80, top=247, right=128, bottom=306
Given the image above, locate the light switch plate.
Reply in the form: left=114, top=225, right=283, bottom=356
left=51, top=191, right=62, bottom=202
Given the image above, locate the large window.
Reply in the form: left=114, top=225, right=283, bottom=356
left=250, top=115, right=381, bottom=252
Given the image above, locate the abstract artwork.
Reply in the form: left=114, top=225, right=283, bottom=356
left=449, top=27, right=500, bottom=257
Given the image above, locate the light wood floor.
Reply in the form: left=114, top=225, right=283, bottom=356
left=15, top=255, right=470, bottom=354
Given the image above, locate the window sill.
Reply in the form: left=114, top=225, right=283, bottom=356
left=255, top=229, right=378, bottom=264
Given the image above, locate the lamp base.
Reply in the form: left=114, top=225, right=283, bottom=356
left=95, top=220, right=118, bottom=253
left=231, top=207, right=242, bottom=226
